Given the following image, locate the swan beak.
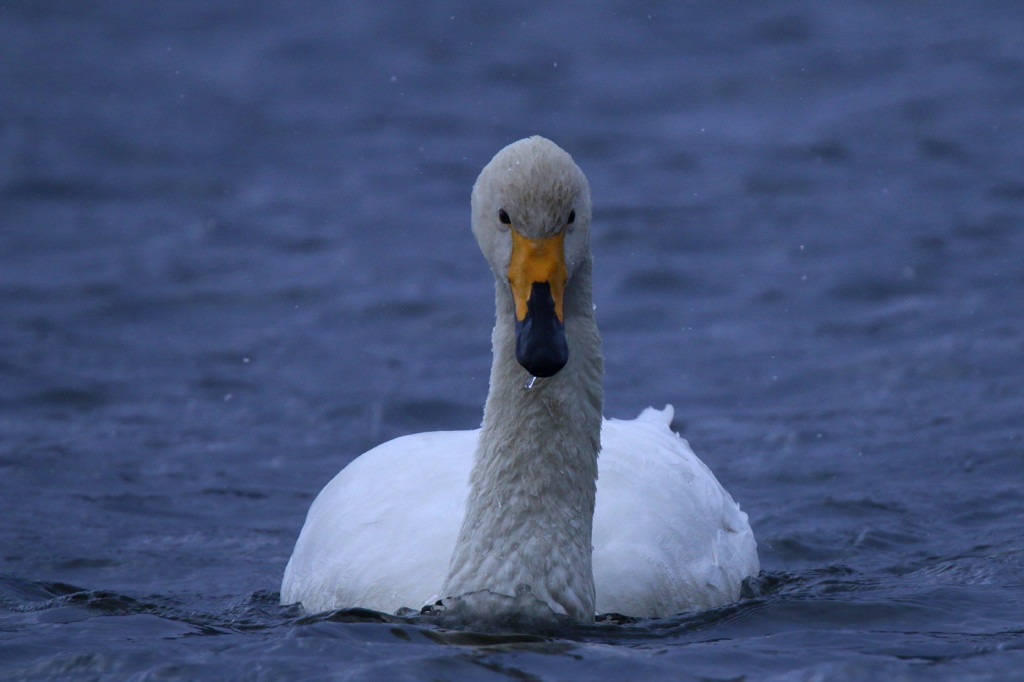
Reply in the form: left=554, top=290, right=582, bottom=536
left=508, top=231, right=569, bottom=378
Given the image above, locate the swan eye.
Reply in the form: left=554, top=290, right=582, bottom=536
left=498, top=209, right=511, bottom=226
left=567, top=210, right=576, bottom=225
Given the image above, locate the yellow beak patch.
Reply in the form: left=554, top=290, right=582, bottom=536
left=508, top=231, right=567, bottom=322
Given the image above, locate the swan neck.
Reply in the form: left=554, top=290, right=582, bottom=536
left=442, top=257, right=603, bottom=621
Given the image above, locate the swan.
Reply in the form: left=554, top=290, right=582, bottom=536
left=280, top=136, right=758, bottom=621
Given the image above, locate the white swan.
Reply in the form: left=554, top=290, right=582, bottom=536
left=281, top=136, right=758, bottom=621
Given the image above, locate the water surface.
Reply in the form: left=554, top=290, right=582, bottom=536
left=2, top=1, right=1023, bottom=679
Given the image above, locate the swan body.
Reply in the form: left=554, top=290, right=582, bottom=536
left=281, top=136, right=758, bottom=621
left=281, top=406, right=757, bottom=618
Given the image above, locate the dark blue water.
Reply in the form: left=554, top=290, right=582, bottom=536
left=2, top=1, right=1023, bottom=679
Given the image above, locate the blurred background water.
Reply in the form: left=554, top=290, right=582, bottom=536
left=1, top=1, right=1023, bottom=679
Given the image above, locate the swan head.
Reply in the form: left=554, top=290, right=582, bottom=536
left=471, top=136, right=593, bottom=378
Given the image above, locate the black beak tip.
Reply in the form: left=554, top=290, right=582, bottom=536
left=516, top=342, right=568, bottom=378
left=514, top=281, right=569, bottom=378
